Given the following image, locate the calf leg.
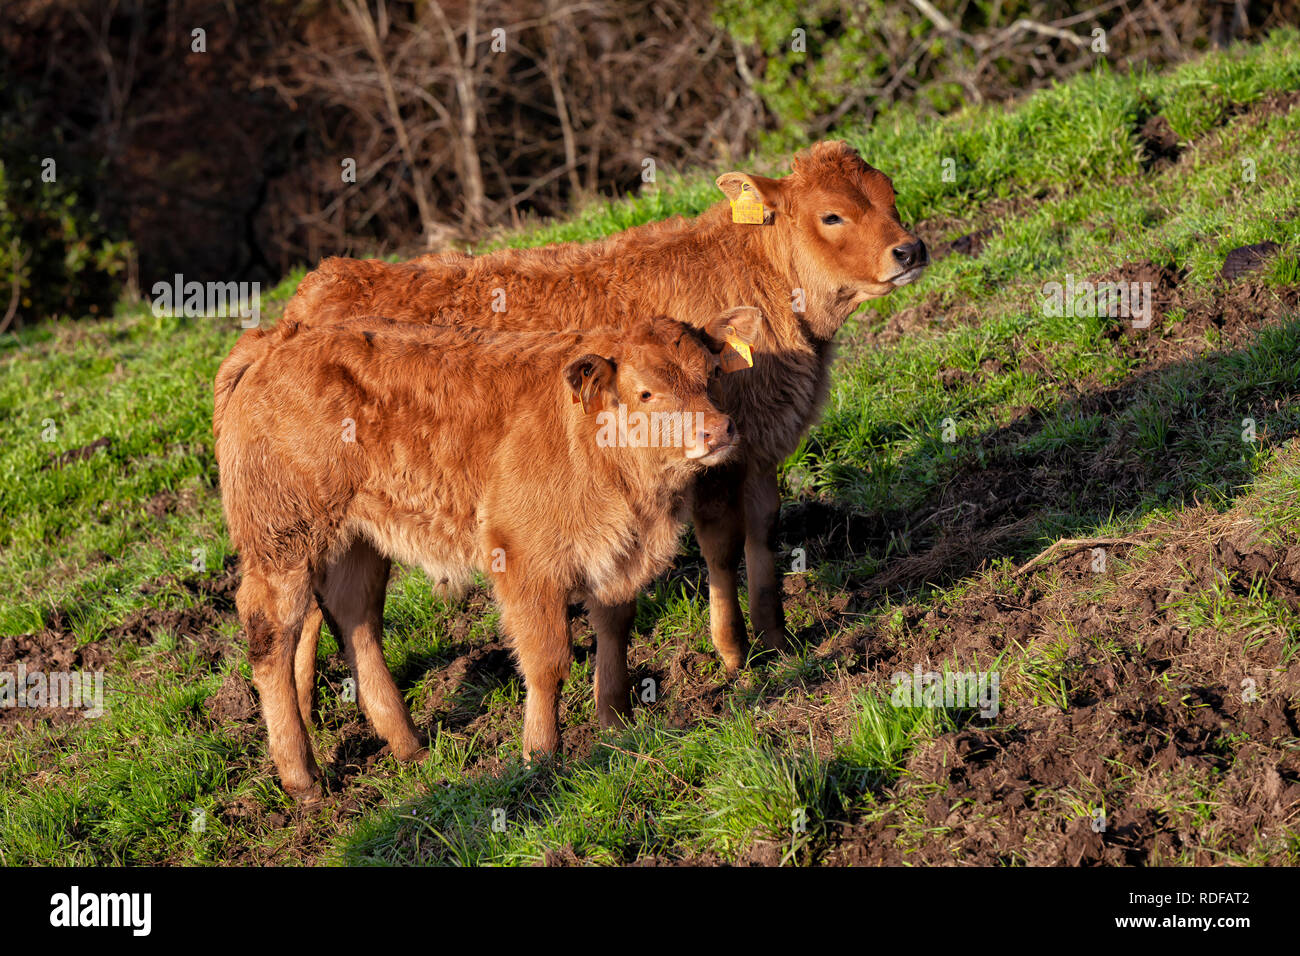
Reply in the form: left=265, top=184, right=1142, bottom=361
left=499, top=583, right=571, bottom=758
left=237, top=565, right=320, bottom=799
left=744, top=466, right=789, bottom=651
left=316, top=539, right=424, bottom=761
left=692, top=465, right=748, bottom=672
left=589, top=598, right=635, bottom=729
left=294, top=605, right=323, bottom=727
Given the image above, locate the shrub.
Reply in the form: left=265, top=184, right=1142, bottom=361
left=0, top=149, right=132, bottom=329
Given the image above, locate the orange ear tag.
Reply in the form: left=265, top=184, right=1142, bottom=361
left=720, top=326, right=754, bottom=373
left=730, top=184, right=765, bottom=225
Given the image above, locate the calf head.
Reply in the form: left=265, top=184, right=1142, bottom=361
left=717, top=140, right=928, bottom=337
left=566, top=312, right=758, bottom=471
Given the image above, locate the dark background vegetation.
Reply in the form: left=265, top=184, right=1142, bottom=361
left=1, top=0, right=1297, bottom=328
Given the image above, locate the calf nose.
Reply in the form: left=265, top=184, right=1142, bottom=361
left=698, top=416, right=735, bottom=450
left=891, top=240, right=928, bottom=269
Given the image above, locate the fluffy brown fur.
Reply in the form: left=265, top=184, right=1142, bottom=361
left=282, top=139, right=927, bottom=715
left=214, top=313, right=746, bottom=798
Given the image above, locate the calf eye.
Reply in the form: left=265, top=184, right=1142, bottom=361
left=640, top=390, right=653, bottom=402
left=821, top=213, right=843, bottom=225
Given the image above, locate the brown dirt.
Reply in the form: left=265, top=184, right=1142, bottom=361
left=1221, top=241, right=1281, bottom=281
left=931, top=226, right=1000, bottom=262
left=143, top=487, right=203, bottom=520
left=503, top=477, right=1300, bottom=867
left=913, top=197, right=1032, bottom=257
left=40, top=436, right=112, bottom=471
left=1137, top=113, right=1183, bottom=171
left=819, top=506, right=1300, bottom=865
left=1137, top=88, right=1300, bottom=176
left=128, top=561, right=241, bottom=664
left=0, top=629, right=116, bottom=728
left=1097, top=260, right=1299, bottom=366
left=207, top=668, right=257, bottom=723
left=2, top=560, right=240, bottom=728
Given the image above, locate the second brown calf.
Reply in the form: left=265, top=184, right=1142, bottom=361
left=214, top=311, right=756, bottom=797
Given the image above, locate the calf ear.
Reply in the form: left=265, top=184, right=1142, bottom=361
left=712, top=306, right=763, bottom=345
left=701, top=306, right=763, bottom=373
left=564, top=353, right=616, bottom=414
left=716, top=172, right=784, bottom=211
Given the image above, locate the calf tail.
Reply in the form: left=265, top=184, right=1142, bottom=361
left=213, top=328, right=271, bottom=440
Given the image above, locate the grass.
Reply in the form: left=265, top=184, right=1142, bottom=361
left=1, top=27, right=1299, bottom=865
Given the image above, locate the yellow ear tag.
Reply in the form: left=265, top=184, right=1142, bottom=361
left=730, top=184, right=765, bottom=225
left=720, top=326, right=754, bottom=373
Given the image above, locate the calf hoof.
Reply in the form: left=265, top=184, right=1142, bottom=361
left=522, top=739, right=561, bottom=763
left=287, top=781, right=324, bottom=806
left=756, top=627, right=791, bottom=653
left=716, top=642, right=748, bottom=673
left=713, top=642, right=747, bottom=673
left=597, top=702, right=633, bottom=731
left=384, top=727, right=427, bottom=762
left=523, top=751, right=561, bottom=769
left=395, top=745, right=429, bottom=764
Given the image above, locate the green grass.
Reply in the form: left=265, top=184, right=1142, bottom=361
left=343, top=710, right=840, bottom=866
left=2, top=28, right=1299, bottom=866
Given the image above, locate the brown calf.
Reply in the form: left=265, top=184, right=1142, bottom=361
left=214, top=311, right=754, bottom=797
left=284, top=139, right=927, bottom=721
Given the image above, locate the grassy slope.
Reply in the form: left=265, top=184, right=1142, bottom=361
left=1, top=29, right=1298, bottom=865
